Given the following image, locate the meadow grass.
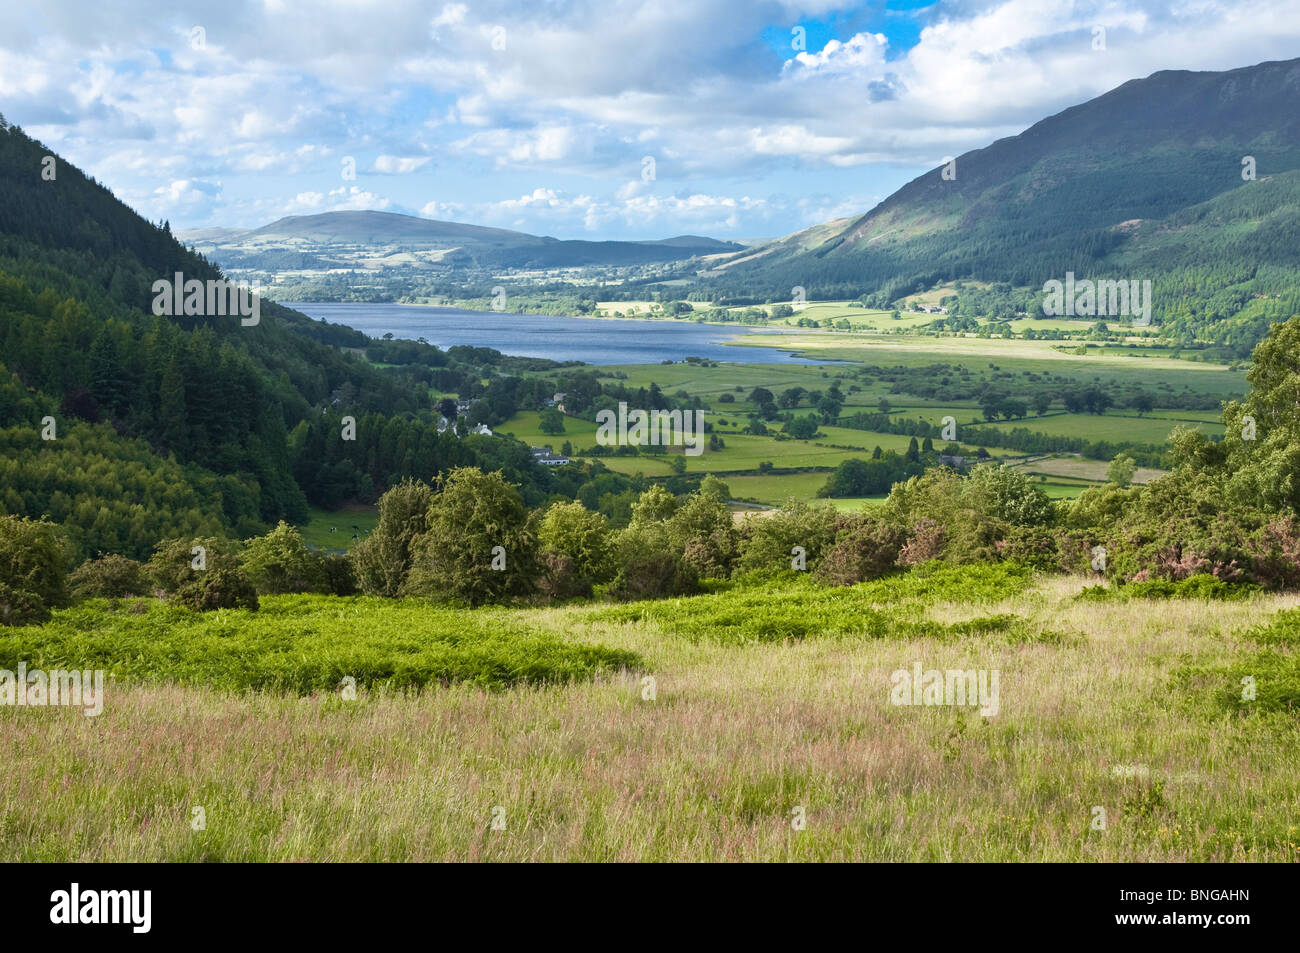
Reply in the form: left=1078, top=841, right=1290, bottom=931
left=4, top=568, right=1297, bottom=861
left=297, top=505, right=378, bottom=551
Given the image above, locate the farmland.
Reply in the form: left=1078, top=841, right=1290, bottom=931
left=487, top=329, right=1245, bottom=506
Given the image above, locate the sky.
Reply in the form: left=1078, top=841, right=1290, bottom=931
left=2, top=0, right=1299, bottom=241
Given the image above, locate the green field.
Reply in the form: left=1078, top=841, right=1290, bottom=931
left=724, top=471, right=836, bottom=504
left=719, top=333, right=1248, bottom=399
left=496, top=410, right=599, bottom=447
left=983, top=412, right=1222, bottom=443
left=508, top=340, right=1235, bottom=504
left=297, top=505, right=378, bottom=551
left=5, top=567, right=1297, bottom=861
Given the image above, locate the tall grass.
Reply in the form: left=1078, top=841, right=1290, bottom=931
left=1, top=569, right=1297, bottom=861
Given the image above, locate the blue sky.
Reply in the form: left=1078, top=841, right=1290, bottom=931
left=2, top=1, right=1298, bottom=241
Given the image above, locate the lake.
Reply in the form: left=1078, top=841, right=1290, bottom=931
left=283, top=302, right=826, bottom=365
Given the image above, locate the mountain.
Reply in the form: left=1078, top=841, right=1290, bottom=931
left=228, top=211, right=536, bottom=247
left=181, top=210, right=745, bottom=275
left=700, top=57, right=1300, bottom=351
left=0, top=115, right=592, bottom=562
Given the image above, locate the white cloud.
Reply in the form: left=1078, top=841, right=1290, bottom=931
left=286, top=186, right=392, bottom=213
left=371, top=155, right=432, bottom=174
left=4, top=0, right=1300, bottom=235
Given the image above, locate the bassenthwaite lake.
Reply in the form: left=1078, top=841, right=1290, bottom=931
left=285, top=302, right=825, bottom=365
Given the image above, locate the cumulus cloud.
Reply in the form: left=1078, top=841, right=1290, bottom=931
left=286, top=186, right=392, bottom=213
left=2, top=0, right=1298, bottom=236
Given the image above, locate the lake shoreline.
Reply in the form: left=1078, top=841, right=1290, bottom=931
left=283, top=301, right=839, bottom=365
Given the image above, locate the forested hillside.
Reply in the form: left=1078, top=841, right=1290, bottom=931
left=0, top=115, right=627, bottom=560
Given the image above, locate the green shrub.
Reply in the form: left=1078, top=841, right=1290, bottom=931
left=607, top=523, right=699, bottom=601
left=629, top=484, right=678, bottom=525
left=68, top=553, right=146, bottom=599
left=595, top=564, right=1035, bottom=645
left=964, top=462, right=1054, bottom=528
left=735, top=499, right=838, bottom=575
left=995, top=525, right=1058, bottom=570
left=883, top=469, right=1004, bottom=564
left=1076, top=574, right=1258, bottom=602
left=403, top=468, right=539, bottom=605
left=175, top=567, right=260, bottom=612
left=537, top=552, right=593, bottom=600
left=350, top=479, right=434, bottom=597
left=666, top=487, right=737, bottom=579
left=538, top=501, right=612, bottom=586
left=815, top=514, right=903, bottom=586
left=0, top=515, right=68, bottom=625
left=241, top=521, right=324, bottom=594
left=1236, top=608, right=1300, bottom=648
left=318, top=552, right=358, bottom=596
left=0, top=596, right=640, bottom=694
left=146, top=536, right=242, bottom=594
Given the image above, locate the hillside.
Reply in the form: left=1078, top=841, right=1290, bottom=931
left=0, top=117, right=592, bottom=561
left=701, top=57, right=1300, bottom=351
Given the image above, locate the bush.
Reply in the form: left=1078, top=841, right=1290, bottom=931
left=884, top=468, right=1025, bottom=565
left=0, top=515, right=68, bottom=626
left=666, top=484, right=737, bottom=579
left=815, top=515, right=904, bottom=586
left=537, top=552, right=593, bottom=600
left=318, top=552, right=358, bottom=596
left=995, top=525, right=1059, bottom=570
left=1248, top=517, right=1300, bottom=589
left=629, top=484, right=678, bottom=525
left=608, top=545, right=699, bottom=601
left=175, top=567, right=260, bottom=611
left=403, top=468, right=539, bottom=605
left=899, top=517, right=945, bottom=566
left=0, top=596, right=640, bottom=694
left=735, top=499, right=838, bottom=575
left=146, top=536, right=242, bottom=594
left=964, top=462, right=1055, bottom=528
left=351, top=479, right=434, bottom=597
left=69, top=554, right=146, bottom=599
left=537, top=501, right=612, bottom=588
left=241, top=521, right=324, bottom=594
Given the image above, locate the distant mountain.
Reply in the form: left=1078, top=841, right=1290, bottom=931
left=181, top=210, right=744, bottom=274
left=637, top=234, right=741, bottom=248
left=701, top=57, right=1300, bottom=351
left=227, top=210, right=536, bottom=247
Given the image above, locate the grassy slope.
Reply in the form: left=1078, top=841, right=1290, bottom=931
left=2, top=571, right=1297, bottom=861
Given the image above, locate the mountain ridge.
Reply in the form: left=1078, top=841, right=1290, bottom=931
left=180, top=209, right=745, bottom=273
left=696, top=55, right=1300, bottom=350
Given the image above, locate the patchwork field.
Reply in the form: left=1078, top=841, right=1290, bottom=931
left=3, top=567, right=1296, bottom=861
left=496, top=337, right=1231, bottom=505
